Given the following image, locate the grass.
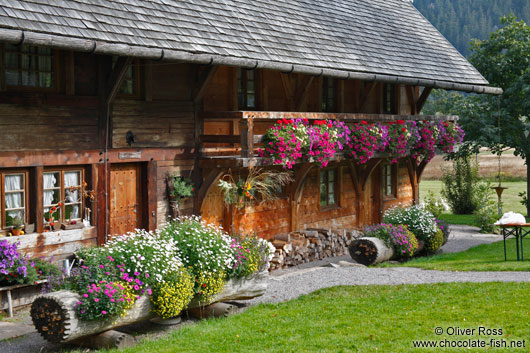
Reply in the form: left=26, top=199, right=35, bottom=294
left=436, top=213, right=475, bottom=225
left=381, top=238, right=530, bottom=272
left=102, top=283, right=530, bottom=353
left=419, top=180, right=527, bottom=216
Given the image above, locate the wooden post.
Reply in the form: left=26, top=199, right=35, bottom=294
left=96, top=164, right=108, bottom=245
left=65, top=51, right=75, bottom=96
left=146, top=161, right=157, bottom=231
left=240, top=118, right=254, bottom=158
left=34, top=166, right=44, bottom=234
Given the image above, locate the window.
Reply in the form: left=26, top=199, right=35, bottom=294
left=383, top=83, right=396, bottom=114
left=320, top=169, right=338, bottom=208
left=1, top=172, right=27, bottom=228
left=237, top=68, right=256, bottom=109
left=4, top=44, right=54, bottom=88
left=112, top=57, right=138, bottom=96
left=43, top=170, right=83, bottom=224
left=383, top=164, right=397, bottom=198
left=321, top=77, right=336, bottom=112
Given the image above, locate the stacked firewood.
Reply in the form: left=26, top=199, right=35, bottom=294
left=269, top=228, right=360, bottom=270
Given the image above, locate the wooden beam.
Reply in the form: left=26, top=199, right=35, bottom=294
left=280, top=73, right=295, bottom=110
left=405, top=86, right=418, bottom=115
left=290, top=163, right=314, bottom=232
left=96, top=164, right=108, bottom=245
left=338, top=80, right=345, bottom=113
left=294, top=76, right=314, bottom=111
left=192, top=65, right=219, bottom=104
left=240, top=118, right=254, bottom=158
left=146, top=161, right=157, bottom=231
left=144, top=60, right=153, bottom=102
left=196, top=168, right=224, bottom=214
left=106, top=57, right=132, bottom=105
left=89, top=164, right=98, bottom=232
left=416, top=87, right=433, bottom=113
left=405, top=158, right=419, bottom=204
left=65, top=51, right=75, bottom=96
left=358, top=81, right=376, bottom=112
left=34, top=166, right=44, bottom=234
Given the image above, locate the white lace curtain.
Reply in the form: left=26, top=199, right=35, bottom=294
left=65, top=171, right=80, bottom=219
left=43, top=173, right=57, bottom=207
left=5, top=174, right=24, bottom=222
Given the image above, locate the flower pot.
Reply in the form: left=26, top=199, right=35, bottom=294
left=11, top=229, right=22, bottom=236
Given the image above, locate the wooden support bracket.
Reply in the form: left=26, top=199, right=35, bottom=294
left=295, top=76, right=315, bottom=111
left=358, top=81, right=376, bottom=112
left=192, top=65, right=219, bottom=104
left=416, top=87, right=433, bottom=113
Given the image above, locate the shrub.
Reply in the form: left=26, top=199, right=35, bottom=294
left=151, top=268, right=194, bottom=319
left=74, top=280, right=136, bottom=321
left=363, top=224, right=418, bottom=258
left=227, top=235, right=275, bottom=278
left=441, top=156, right=480, bottom=214
left=382, top=205, right=438, bottom=241
left=47, top=216, right=274, bottom=321
left=435, top=219, right=451, bottom=245
left=160, top=216, right=234, bottom=299
left=194, top=270, right=226, bottom=304
left=0, top=240, right=39, bottom=285
left=473, top=182, right=500, bottom=233
left=103, top=229, right=183, bottom=285
left=423, top=229, right=444, bottom=254
left=421, top=191, right=447, bottom=218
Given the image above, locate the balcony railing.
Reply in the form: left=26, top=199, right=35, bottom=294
left=199, top=111, right=458, bottom=167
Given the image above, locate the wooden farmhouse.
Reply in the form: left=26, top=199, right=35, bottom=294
left=0, top=0, right=501, bottom=261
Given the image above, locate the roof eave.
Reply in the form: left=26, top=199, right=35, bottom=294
left=0, top=28, right=503, bottom=95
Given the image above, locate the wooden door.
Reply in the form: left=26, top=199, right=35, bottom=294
left=109, top=163, right=142, bottom=236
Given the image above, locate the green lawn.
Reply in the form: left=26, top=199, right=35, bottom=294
left=381, top=238, right=530, bottom=272
left=420, top=180, right=527, bottom=216
left=436, top=213, right=475, bottom=225
left=104, top=283, right=530, bottom=353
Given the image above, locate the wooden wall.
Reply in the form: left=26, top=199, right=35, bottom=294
left=0, top=93, right=99, bottom=151
left=3, top=227, right=97, bottom=262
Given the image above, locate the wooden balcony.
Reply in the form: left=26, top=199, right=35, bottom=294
left=199, top=111, right=458, bottom=168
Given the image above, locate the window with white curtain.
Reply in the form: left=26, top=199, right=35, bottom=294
left=3, top=173, right=26, bottom=228
left=43, top=170, right=82, bottom=224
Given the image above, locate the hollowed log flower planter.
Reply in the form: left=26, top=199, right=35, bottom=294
left=31, top=271, right=268, bottom=344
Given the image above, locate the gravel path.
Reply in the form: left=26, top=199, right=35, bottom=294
left=249, top=266, right=530, bottom=305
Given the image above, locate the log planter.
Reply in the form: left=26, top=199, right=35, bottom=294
left=31, top=271, right=268, bottom=344
left=348, top=237, right=425, bottom=265
left=348, top=237, right=394, bottom=265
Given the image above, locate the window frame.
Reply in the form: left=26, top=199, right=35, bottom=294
left=0, top=170, right=29, bottom=230
left=43, top=167, right=85, bottom=225
left=237, top=68, right=257, bottom=110
left=1, top=43, right=59, bottom=92
left=112, top=57, right=141, bottom=98
left=319, top=167, right=340, bottom=210
left=382, top=164, right=397, bottom=199
left=321, top=76, right=337, bottom=112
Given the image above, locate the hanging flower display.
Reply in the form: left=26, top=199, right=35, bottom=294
left=339, top=121, right=387, bottom=165
left=258, top=118, right=463, bottom=168
left=436, top=120, right=465, bottom=153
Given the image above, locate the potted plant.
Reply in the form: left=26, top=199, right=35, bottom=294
left=11, top=216, right=24, bottom=236
left=167, top=175, right=194, bottom=218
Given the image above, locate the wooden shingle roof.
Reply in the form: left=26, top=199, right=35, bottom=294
left=0, top=0, right=501, bottom=94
